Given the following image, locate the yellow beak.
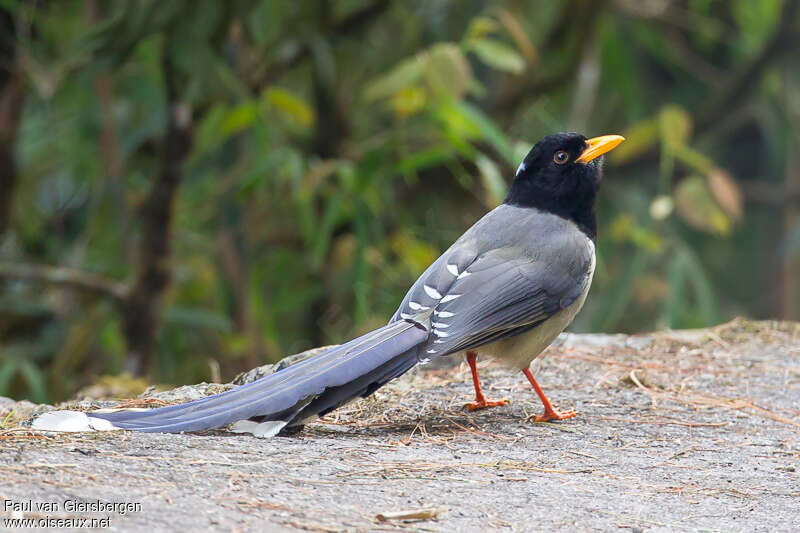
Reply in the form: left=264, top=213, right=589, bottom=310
left=575, top=135, right=625, bottom=163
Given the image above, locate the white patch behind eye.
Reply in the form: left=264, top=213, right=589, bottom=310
left=516, top=161, right=526, bottom=176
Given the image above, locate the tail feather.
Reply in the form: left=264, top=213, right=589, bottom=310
left=91, top=321, right=427, bottom=433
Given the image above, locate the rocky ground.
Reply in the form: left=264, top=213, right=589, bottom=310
left=1, top=319, right=798, bottom=532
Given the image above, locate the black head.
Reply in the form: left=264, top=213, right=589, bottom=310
left=504, top=132, right=624, bottom=240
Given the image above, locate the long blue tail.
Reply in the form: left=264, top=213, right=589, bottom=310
left=91, top=321, right=428, bottom=433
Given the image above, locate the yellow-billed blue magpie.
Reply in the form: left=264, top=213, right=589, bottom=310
left=87, top=132, right=624, bottom=435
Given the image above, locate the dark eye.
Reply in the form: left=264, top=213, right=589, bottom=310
left=553, top=150, right=569, bottom=165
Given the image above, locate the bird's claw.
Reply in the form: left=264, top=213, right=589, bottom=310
left=465, top=398, right=507, bottom=411
left=533, top=409, right=577, bottom=422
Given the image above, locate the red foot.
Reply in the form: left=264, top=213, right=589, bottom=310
left=521, top=367, right=577, bottom=423
left=533, top=408, right=578, bottom=422
left=465, top=398, right=507, bottom=411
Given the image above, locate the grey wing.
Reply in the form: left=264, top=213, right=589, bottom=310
left=413, top=240, right=594, bottom=357
left=422, top=255, right=581, bottom=356
left=389, top=243, right=479, bottom=323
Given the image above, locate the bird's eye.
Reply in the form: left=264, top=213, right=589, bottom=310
left=553, top=150, right=569, bottom=165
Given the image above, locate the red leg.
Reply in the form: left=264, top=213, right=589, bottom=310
left=464, top=351, right=506, bottom=411
left=521, top=367, right=577, bottom=422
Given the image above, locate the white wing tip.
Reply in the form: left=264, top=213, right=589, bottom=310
left=31, top=410, right=120, bottom=432
left=230, top=420, right=287, bottom=438
left=423, top=285, right=443, bottom=299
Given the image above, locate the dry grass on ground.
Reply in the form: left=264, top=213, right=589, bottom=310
left=1, top=319, right=798, bottom=532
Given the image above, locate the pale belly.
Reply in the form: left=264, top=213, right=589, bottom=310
left=477, top=264, right=594, bottom=370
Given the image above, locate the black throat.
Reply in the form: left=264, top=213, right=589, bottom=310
left=504, top=179, right=598, bottom=241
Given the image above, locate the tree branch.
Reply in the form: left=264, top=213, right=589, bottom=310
left=87, top=0, right=131, bottom=261
left=0, top=8, right=23, bottom=238
left=0, top=262, right=128, bottom=303
left=121, top=37, right=193, bottom=375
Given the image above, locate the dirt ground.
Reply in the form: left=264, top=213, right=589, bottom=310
left=1, top=319, right=799, bottom=532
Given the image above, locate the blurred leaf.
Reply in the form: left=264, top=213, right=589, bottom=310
left=468, top=38, right=526, bottom=74
left=475, top=154, right=506, bottom=207
left=707, top=168, right=743, bottom=220
left=246, top=1, right=292, bottom=45
left=239, top=147, right=304, bottom=195
left=353, top=205, right=369, bottom=322
left=264, top=87, right=315, bottom=127
left=674, top=145, right=715, bottom=174
left=452, top=101, right=516, bottom=164
left=392, top=146, right=454, bottom=174
left=609, top=214, right=664, bottom=252
left=609, top=116, right=658, bottom=164
left=221, top=102, right=258, bottom=136
left=664, top=253, right=687, bottom=327
left=465, top=16, right=499, bottom=41
left=659, top=105, right=693, bottom=150
left=0, top=0, right=20, bottom=10
left=674, top=176, right=732, bottom=235
left=494, top=8, right=537, bottom=62
left=366, top=43, right=472, bottom=102
left=391, top=86, right=427, bottom=118
left=678, top=242, right=719, bottom=325
left=731, top=0, right=782, bottom=52
left=0, top=360, right=18, bottom=398
left=424, top=43, right=473, bottom=99
left=18, top=360, right=47, bottom=403
left=312, top=193, right=343, bottom=267
left=364, top=54, right=424, bottom=101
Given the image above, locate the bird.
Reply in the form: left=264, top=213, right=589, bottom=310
left=84, top=132, right=624, bottom=436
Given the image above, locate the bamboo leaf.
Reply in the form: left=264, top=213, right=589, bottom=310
left=454, top=101, right=516, bottom=164
left=468, top=38, right=526, bottom=74
left=312, top=193, right=343, bottom=268
left=264, top=87, right=315, bottom=127
left=364, top=55, right=424, bottom=101
left=18, top=359, right=47, bottom=403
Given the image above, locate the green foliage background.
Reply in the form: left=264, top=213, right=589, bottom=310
left=1, top=0, right=799, bottom=402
